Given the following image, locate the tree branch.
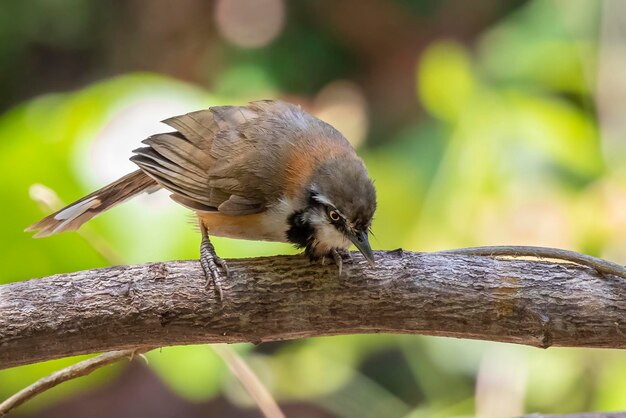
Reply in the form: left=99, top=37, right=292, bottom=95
left=2, top=250, right=626, bottom=370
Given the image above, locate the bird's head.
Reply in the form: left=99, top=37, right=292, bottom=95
left=287, top=158, right=377, bottom=266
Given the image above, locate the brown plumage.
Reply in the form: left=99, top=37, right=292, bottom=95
left=27, top=100, right=377, bottom=297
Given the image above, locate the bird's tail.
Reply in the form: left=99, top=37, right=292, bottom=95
left=25, top=170, right=158, bottom=238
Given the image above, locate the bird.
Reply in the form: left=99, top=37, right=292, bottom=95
left=26, top=100, right=377, bottom=299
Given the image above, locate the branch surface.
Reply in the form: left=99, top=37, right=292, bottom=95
left=2, top=250, right=626, bottom=370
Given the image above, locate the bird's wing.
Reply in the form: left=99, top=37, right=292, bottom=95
left=131, top=100, right=354, bottom=215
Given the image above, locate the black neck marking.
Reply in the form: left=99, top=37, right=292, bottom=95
left=286, top=210, right=311, bottom=249
left=286, top=209, right=321, bottom=260
left=287, top=189, right=321, bottom=250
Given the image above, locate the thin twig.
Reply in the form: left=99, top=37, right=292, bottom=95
left=212, top=345, right=286, bottom=418
left=0, top=349, right=147, bottom=417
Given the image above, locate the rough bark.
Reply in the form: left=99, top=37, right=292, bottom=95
left=1, top=250, right=626, bottom=370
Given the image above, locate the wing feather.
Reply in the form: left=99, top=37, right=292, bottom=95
left=131, top=100, right=348, bottom=216
left=218, top=195, right=264, bottom=215
left=132, top=106, right=266, bottom=213
left=161, top=110, right=218, bottom=148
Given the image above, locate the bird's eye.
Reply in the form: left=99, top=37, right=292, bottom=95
left=328, top=210, right=340, bottom=221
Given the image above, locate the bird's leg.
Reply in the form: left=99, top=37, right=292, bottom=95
left=199, top=222, right=229, bottom=301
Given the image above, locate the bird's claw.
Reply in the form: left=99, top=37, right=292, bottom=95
left=331, top=249, right=353, bottom=275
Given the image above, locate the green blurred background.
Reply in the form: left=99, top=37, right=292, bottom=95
left=2, top=0, right=626, bottom=417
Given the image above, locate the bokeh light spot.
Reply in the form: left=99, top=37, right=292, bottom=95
left=215, top=0, right=285, bottom=49
left=315, top=80, right=369, bottom=148
left=417, top=40, right=475, bottom=121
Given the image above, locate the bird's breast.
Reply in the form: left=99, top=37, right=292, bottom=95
left=198, top=198, right=297, bottom=242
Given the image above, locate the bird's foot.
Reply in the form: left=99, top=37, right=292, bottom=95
left=331, top=249, right=353, bottom=275
left=200, top=236, right=229, bottom=302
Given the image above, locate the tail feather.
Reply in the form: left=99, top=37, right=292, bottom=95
left=25, top=170, right=158, bottom=238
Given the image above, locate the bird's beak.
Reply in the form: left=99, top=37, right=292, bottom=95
left=349, top=229, right=376, bottom=268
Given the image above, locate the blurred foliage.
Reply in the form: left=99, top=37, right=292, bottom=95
left=2, top=0, right=626, bottom=417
